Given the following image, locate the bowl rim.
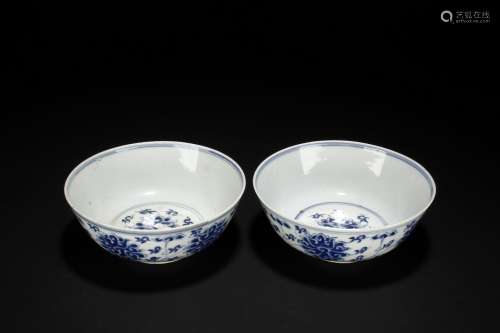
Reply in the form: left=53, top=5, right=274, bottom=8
left=253, top=140, right=436, bottom=234
left=64, top=141, right=246, bottom=235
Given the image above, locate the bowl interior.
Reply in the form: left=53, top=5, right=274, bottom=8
left=66, top=143, right=244, bottom=230
left=255, top=142, right=434, bottom=230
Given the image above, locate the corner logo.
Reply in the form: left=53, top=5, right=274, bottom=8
left=441, top=10, right=453, bottom=23
left=441, top=9, right=490, bottom=24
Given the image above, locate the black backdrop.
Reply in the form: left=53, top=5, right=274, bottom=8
left=9, top=2, right=498, bottom=332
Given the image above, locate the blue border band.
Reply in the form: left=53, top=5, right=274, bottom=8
left=67, top=142, right=245, bottom=187
left=64, top=141, right=246, bottom=235
left=254, top=141, right=435, bottom=197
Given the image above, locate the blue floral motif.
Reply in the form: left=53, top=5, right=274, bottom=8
left=87, top=222, right=100, bottom=232
left=381, top=239, right=395, bottom=250
left=168, top=245, right=182, bottom=253
left=121, top=215, right=132, bottom=224
left=372, top=230, right=397, bottom=241
left=311, top=211, right=369, bottom=229
left=298, top=233, right=350, bottom=261
left=295, top=225, right=307, bottom=234
left=269, top=214, right=290, bottom=228
left=154, top=215, right=177, bottom=228
left=354, top=246, right=368, bottom=254
left=148, top=246, right=162, bottom=254
left=133, top=222, right=157, bottom=230
left=166, top=209, right=178, bottom=216
left=139, top=209, right=156, bottom=214
left=97, top=234, right=144, bottom=261
left=400, top=220, right=418, bottom=242
left=154, top=234, right=184, bottom=242
left=265, top=210, right=421, bottom=262
left=135, top=236, right=150, bottom=244
left=186, top=220, right=228, bottom=254
left=349, top=235, right=366, bottom=243
left=372, top=230, right=397, bottom=252
left=79, top=208, right=235, bottom=264
left=119, top=206, right=199, bottom=230
left=147, top=256, right=179, bottom=263
left=358, top=215, right=369, bottom=223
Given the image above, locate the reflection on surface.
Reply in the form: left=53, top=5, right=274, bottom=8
left=141, top=190, right=158, bottom=196
left=299, top=146, right=324, bottom=175
left=179, top=147, right=199, bottom=173
left=364, top=148, right=386, bottom=177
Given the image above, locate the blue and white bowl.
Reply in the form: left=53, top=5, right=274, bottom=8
left=253, top=141, right=436, bottom=263
left=64, top=142, right=246, bottom=264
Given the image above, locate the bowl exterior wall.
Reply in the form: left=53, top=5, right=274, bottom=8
left=262, top=207, right=423, bottom=263
left=74, top=208, right=236, bottom=264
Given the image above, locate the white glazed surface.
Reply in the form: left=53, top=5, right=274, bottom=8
left=65, top=142, right=245, bottom=264
left=253, top=141, right=435, bottom=263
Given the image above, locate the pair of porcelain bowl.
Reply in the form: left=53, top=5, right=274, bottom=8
left=64, top=141, right=436, bottom=264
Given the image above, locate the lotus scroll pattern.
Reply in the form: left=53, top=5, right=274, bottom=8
left=267, top=211, right=419, bottom=262
left=76, top=210, right=233, bottom=263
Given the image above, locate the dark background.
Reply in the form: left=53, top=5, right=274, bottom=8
left=8, top=1, right=498, bottom=332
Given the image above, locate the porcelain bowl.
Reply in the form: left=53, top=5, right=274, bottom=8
left=64, top=142, right=245, bottom=264
left=253, top=141, right=436, bottom=263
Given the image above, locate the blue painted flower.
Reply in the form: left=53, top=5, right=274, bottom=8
left=134, top=222, right=157, bottom=230
left=87, top=222, right=100, bottom=232
left=371, top=230, right=397, bottom=253
left=372, top=230, right=397, bottom=240
left=349, top=235, right=366, bottom=243
left=318, top=216, right=338, bottom=227
left=148, top=246, right=161, bottom=254
left=186, top=220, right=227, bottom=254
left=381, top=239, right=395, bottom=250
left=183, top=217, right=193, bottom=225
left=269, top=214, right=290, bottom=228
left=354, top=246, right=368, bottom=254
left=357, top=215, right=368, bottom=223
left=312, top=212, right=368, bottom=229
left=121, top=215, right=132, bottom=224
left=139, top=209, right=156, bottom=214
left=295, top=225, right=307, bottom=234
left=154, top=234, right=184, bottom=242
left=166, top=209, right=178, bottom=216
left=145, top=256, right=179, bottom=263
left=98, top=234, right=144, bottom=261
left=168, top=245, right=182, bottom=253
left=299, top=233, right=350, bottom=261
left=342, top=219, right=360, bottom=229
left=135, top=236, right=150, bottom=244
left=154, top=216, right=176, bottom=227
left=401, top=220, right=418, bottom=241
